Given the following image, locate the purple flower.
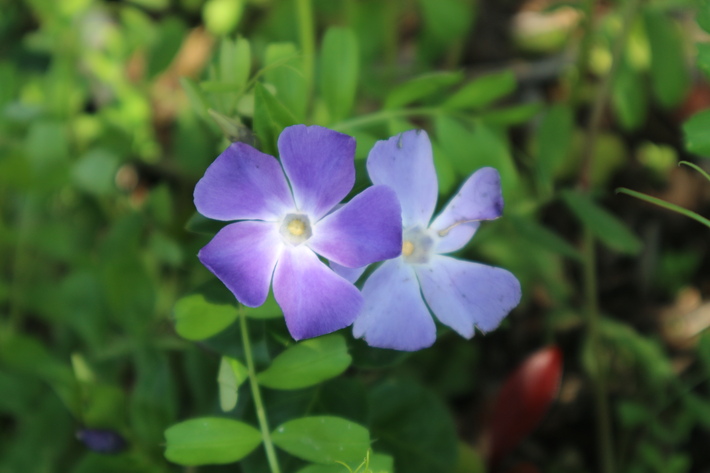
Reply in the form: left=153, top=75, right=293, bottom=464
left=76, top=428, right=126, bottom=454
left=348, top=130, right=521, bottom=351
left=194, top=125, right=402, bottom=340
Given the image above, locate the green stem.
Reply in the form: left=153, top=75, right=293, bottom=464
left=240, top=311, right=281, bottom=473
left=330, top=107, right=443, bottom=131
left=296, top=0, right=315, bottom=104
left=576, top=2, right=641, bottom=473
left=616, top=188, right=710, bottom=229
left=583, top=227, right=614, bottom=473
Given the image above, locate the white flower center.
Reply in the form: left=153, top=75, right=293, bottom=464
left=280, top=213, right=312, bottom=246
left=401, top=226, right=435, bottom=264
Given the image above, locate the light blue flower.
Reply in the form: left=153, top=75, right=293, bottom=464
left=343, top=130, right=521, bottom=351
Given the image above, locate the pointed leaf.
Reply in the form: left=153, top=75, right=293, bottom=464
left=561, top=190, right=643, bottom=255
left=385, top=71, right=464, bottom=109
left=443, top=70, right=516, bottom=110
left=253, top=82, right=298, bottom=155
left=173, top=281, right=238, bottom=341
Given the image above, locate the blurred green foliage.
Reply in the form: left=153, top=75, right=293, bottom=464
left=2, top=0, right=710, bottom=472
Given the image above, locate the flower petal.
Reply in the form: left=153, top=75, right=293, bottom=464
left=366, top=130, right=438, bottom=228
left=330, top=261, right=368, bottom=284
left=199, top=221, right=283, bottom=307
left=353, top=258, right=436, bottom=351
left=430, top=167, right=504, bottom=253
left=273, top=245, right=362, bottom=340
left=308, top=185, right=402, bottom=268
left=278, top=125, right=356, bottom=220
left=415, top=255, right=521, bottom=338
left=194, top=142, right=294, bottom=221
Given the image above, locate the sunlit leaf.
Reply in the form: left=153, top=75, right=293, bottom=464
left=320, top=27, right=359, bottom=122
left=271, top=416, right=370, bottom=464
left=164, top=417, right=261, bottom=465
left=257, top=334, right=351, bottom=390
left=443, top=70, right=516, bottom=110
left=218, top=356, right=248, bottom=412
left=265, top=42, right=307, bottom=120
left=173, top=281, right=238, bottom=341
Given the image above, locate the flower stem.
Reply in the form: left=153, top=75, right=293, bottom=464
left=576, top=1, right=640, bottom=472
left=296, top=0, right=315, bottom=104
left=239, top=310, right=281, bottom=473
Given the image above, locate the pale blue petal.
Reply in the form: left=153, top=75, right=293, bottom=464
left=415, top=255, right=520, bottom=337
left=330, top=261, right=368, bottom=284
left=366, top=130, right=438, bottom=228
left=430, top=167, right=503, bottom=253
left=353, top=258, right=436, bottom=351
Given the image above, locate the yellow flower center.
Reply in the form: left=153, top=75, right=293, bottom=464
left=402, top=240, right=415, bottom=257
left=287, top=218, right=306, bottom=236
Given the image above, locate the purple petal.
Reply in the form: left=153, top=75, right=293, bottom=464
left=194, top=142, right=294, bottom=221
left=353, top=258, right=436, bottom=351
left=308, top=185, right=402, bottom=268
left=76, top=429, right=126, bottom=454
left=278, top=125, right=355, bottom=220
left=430, top=167, right=504, bottom=253
left=330, top=261, right=368, bottom=284
left=273, top=245, right=362, bottom=340
left=366, top=130, right=438, bottom=228
left=415, top=255, right=520, bottom=338
left=199, top=221, right=283, bottom=307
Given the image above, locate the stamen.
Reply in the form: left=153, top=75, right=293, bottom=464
left=402, top=240, right=414, bottom=256
left=288, top=219, right=306, bottom=236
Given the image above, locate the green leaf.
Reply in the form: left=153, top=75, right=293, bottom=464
left=369, top=379, right=457, bottom=473
left=697, top=0, right=710, bottom=33
left=296, top=452, right=394, bottom=473
left=147, top=17, right=186, bottom=78
left=696, top=43, right=710, bottom=80
left=244, top=290, right=282, bottom=319
left=435, top=117, right=519, bottom=200
left=253, top=82, right=298, bottom=155
left=173, top=282, right=238, bottom=341
left=203, top=0, right=244, bottom=35
left=508, top=215, right=582, bottom=262
left=320, top=27, right=359, bottom=122
left=219, top=37, right=251, bottom=91
left=257, top=334, right=351, bottom=390
left=72, top=149, right=119, bottom=195
left=180, top=77, right=210, bottom=120
left=443, top=70, right=516, bottom=110
left=184, top=212, right=228, bottom=235
left=611, top=59, right=647, bottom=131
left=265, top=42, right=307, bottom=120
left=535, top=104, right=574, bottom=190
left=416, top=0, right=474, bottom=48
left=271, top=416, right=370, bottom=464
left=218, top=356, right=248, bottom=412
left=384, top=71, right=463, bottom=109
left=561, top=190, right=643, bottom=255
left=479, top=102, right=542, bottom=126
left=683, top=109, right=710, bottom=156
left=164, top=417, right=261, bottom=466
left=644, top=9, right=689, bottom=108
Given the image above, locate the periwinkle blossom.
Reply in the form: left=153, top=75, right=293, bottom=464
left=347, top=130, right=522, bottom=351
left=194, top=125, right=402, bottom=340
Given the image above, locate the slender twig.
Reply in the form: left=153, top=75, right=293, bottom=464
left=240, top=310, right=281, bottom=473
left=577, top=2, right=642, bottom=473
